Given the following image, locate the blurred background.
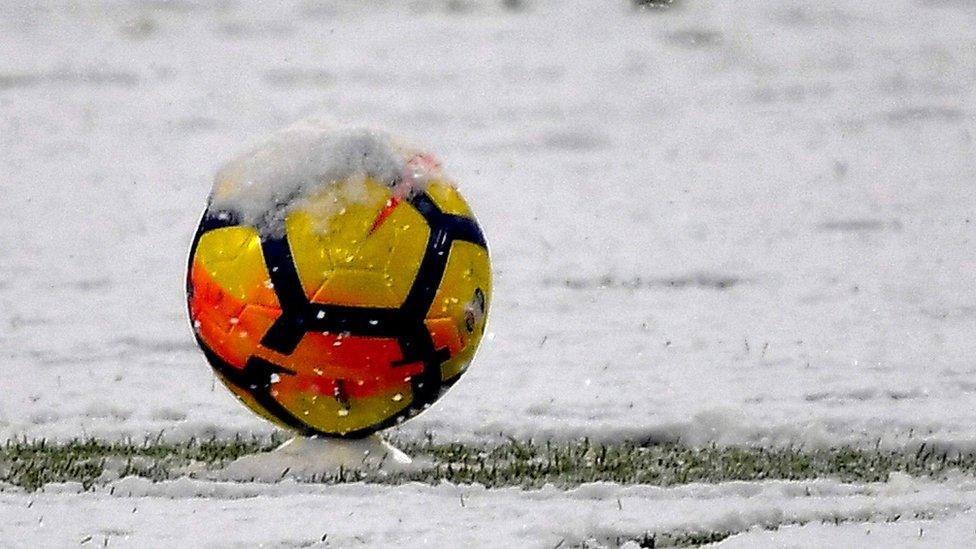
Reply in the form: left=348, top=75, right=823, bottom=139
left=1, top=0, right=974, bottom=448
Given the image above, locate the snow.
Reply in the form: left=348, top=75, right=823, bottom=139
left=717, top=515, right=976, bottom=548
left=211, top=120, right=439, bottom=235
left=2, top=0, right=976, bottom=545
left=3, top=0, right=973, bottom=450
left=213, top=435, right=416, bottom=482
left=4, top=475, right=976, bottom=547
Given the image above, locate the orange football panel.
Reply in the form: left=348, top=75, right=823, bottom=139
left=426, top=317, right=465, bottom=357
left=426, top=316, right=472, bottom=381
left=254, top=332, right=425, bottom=396
left=190, top=260, right=282, bottom=369
left=189, top=260, right=244, bottom=335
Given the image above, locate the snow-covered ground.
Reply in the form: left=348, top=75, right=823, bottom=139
left=2, top=0, right=975, bottom=545
left=5, top=473, right=976, bottom=547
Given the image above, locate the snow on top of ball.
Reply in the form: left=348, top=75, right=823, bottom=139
left=210, top=118, right=447, bottom=235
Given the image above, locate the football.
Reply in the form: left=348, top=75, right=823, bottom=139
left=187, top=122, right=491, bottom=438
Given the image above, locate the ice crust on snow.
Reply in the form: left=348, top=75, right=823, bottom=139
left=210, top=119, right=443, bottom=234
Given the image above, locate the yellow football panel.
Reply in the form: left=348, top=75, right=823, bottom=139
left=311, top=269, right=400, bottom=308
left=426, top=181, right=474, bottom=217
left=440, top=340, right=479, bottom=382
left=216, top=373, right=293, bottom=431
left=317, top=181, right=392, bottom=268
left=194, top=227, right=277, bottom=307
left=428, top=240, right=492, bottom=321
left=286, top=178, right=389, bottom=298
left=375, top=205, right=428, bottom=301
left=285, top=209, right=336, bottom=299
left=286, top=179, right=431, bottom=306
left=426, top=317, right=478, bottom=382
left=338, top=202, right=429, bottom=278
left=428, top=240, right=491, bottom=380
left=281, top=388, right=414, bottom=435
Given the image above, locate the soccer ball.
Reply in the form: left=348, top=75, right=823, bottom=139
left=186, top=123, right=491, bottom=438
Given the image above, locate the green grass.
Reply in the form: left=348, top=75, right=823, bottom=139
left=392, top=438, right=976, bottom=489
left=616, top=530, right=735, bottom=548
left=0, top=435, right=279, bottom=491
left=632, top=0, right=678, bottom=10
left=1, top=436, right=974, bottom=492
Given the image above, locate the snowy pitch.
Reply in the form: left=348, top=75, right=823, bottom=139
left=1, top=0, right=975, bottom=546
